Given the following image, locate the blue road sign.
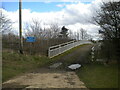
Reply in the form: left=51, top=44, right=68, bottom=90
left=26, top=37, right=36, bottom=42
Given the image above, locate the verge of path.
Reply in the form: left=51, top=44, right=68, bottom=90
left=3, top=44, right=93, bottom=89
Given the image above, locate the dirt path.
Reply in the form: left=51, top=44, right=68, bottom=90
left=3, top=44, right=92, bottom=89
left=3, top=71, right=86, bottom=88
left=52, top=44, right=93, bottom=67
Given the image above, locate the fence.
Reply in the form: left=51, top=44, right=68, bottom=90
left=48, top=40, right=92, bottom=58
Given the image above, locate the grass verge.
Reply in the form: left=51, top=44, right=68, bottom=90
left=2, top=51, right=54, bottom=82
left=76, top=63, right=118, bottom=88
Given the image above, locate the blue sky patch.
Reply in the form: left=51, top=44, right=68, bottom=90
left=2, top=2, right=91, bottom=12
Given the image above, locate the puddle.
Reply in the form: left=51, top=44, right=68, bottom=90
left=49, top=62, right=62, bottom=69
left=68, top=64, right=81, bottom=70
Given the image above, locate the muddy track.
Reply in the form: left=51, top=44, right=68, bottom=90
left=3, top=44, right=92, bottom=89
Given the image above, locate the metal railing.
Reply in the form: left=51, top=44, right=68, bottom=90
left=48, top=40, right=92, bottom=58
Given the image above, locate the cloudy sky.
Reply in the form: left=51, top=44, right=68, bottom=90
left=1, top=0, right=119, bottom=40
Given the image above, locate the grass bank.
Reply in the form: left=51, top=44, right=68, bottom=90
left=76, top=63, right=118, bottom=88
left=2, top=51, right=53, bottom=82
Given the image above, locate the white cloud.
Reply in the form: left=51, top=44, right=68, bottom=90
left=1, top=0, right=119, bottom=39
left=56, top=4, right=66, bottom=8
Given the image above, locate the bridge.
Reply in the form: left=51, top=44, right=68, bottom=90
left=48, top=40, right=92, bottom=58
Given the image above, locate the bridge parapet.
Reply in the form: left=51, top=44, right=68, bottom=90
left=48, top=40, right=92, bottom=58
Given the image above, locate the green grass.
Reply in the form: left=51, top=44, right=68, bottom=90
left=76, top=63, right=118, bottom=88
left=2, top=52, right=54, bottom=82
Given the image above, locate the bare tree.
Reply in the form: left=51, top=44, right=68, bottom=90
left=79, top=28, right=88, bottom=40
left=68, top=30, right=75, bottom=40
left=24, top=19, right=69, bottom=55
left=25, top=20, right=61, bottom=39
left=0, top=12, right=12, bottom=34
left=49, top=23, right=60, bottom=39
left=76, top=30, right=80, bottom=40
left=25, top=19, right=43, bottom=38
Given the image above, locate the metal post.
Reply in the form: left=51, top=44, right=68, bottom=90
left=19, top=0, right=23, bottom=54
left=48, top=47, right=50, bottom=58
left=59, top=45, right=61, bottom=54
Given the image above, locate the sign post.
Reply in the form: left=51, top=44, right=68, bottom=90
left=26, top=37, right=36, bottom=54
left=19, top=0, right=23, bottom=54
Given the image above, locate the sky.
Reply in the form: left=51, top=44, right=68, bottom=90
left=1, top=0, right=119, bottom=40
